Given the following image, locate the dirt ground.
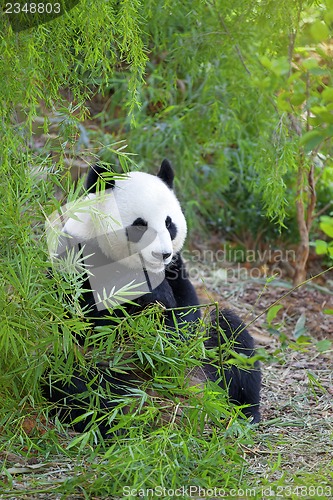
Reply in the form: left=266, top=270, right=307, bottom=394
left=195, top=267, right=333, bottom=485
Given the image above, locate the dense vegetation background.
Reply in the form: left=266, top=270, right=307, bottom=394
left=0, top=0, right=332, bottom=497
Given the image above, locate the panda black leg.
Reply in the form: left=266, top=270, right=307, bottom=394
left=204, top=309, right=261, bottom=423
left=43, top=369, right=134, bottom=438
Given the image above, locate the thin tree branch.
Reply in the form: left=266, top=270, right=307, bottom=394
left=207, top=0, right=251, bottom=76
left=314, top=201, right=333, bottom=218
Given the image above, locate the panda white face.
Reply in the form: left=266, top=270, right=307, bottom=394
left=62, top=161, right=187, bottom=274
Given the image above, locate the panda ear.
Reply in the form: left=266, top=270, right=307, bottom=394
left=86, top=164, right=116, bottom=193
left=157, top=159, right=174, bottom=189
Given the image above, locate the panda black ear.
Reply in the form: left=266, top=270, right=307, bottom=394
left=86, top=164, right=116, bottom=193
left=157, top=159, right=174, bottom=189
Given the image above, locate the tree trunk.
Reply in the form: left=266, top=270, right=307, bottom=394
left=293, top=163, right=317, bottom=286
left=293, top=197, right=309, bottom=286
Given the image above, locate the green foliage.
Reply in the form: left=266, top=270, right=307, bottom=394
left=2, top=0, right=332, bottom=243
left=78, top=0, right=332, bottom=242
left=254, top=2, right=333, bottom=246
left=0, top=415, right=252, bottom=496
left=0, top=0, right=148, bottom=121
left=266, top=304, right=283, bottom=326
left=314, top=215, right=333, bottom=263
left=314, top=215, right=333, bottom=258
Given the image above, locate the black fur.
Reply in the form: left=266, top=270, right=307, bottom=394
left=204, top=309, right=261, bottom=423
left=157, top=159, right=174, bottom=189
left=86, top=164, right=116, bottom=192
left=44, top=161, right=261, bottom=437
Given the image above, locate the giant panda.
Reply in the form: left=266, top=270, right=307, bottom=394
left=44, top=160, right=261, bottom=437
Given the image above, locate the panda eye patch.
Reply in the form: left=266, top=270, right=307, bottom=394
left=165, top=216, right=177, bottom=240
left=132, top=218, right=148, bottom=227
left=126, top=218, right=148, bottom=243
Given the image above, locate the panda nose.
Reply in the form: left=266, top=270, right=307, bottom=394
left=152, top=251, right=171, bottom=261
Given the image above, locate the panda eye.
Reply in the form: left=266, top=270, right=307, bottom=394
left=165, top=216, right=177, bottom=241
left=127, top=218, right=148, bottom=243
left=132, top=218, right=148, bottom=227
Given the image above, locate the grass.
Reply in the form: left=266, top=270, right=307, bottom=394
left=0, top=403, right=254, bottom=498
left=1, top=371, right=332, bottom=500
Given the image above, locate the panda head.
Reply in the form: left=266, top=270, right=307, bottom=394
left=63, top=160, right=187, bottom=273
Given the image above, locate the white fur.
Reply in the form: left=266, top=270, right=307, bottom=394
left=63, top=171, right=187, bottom=273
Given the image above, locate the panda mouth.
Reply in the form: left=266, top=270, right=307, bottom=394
left=136, top=252, right=165, bottom=273
left=143, top=261, right=166, bottom=273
